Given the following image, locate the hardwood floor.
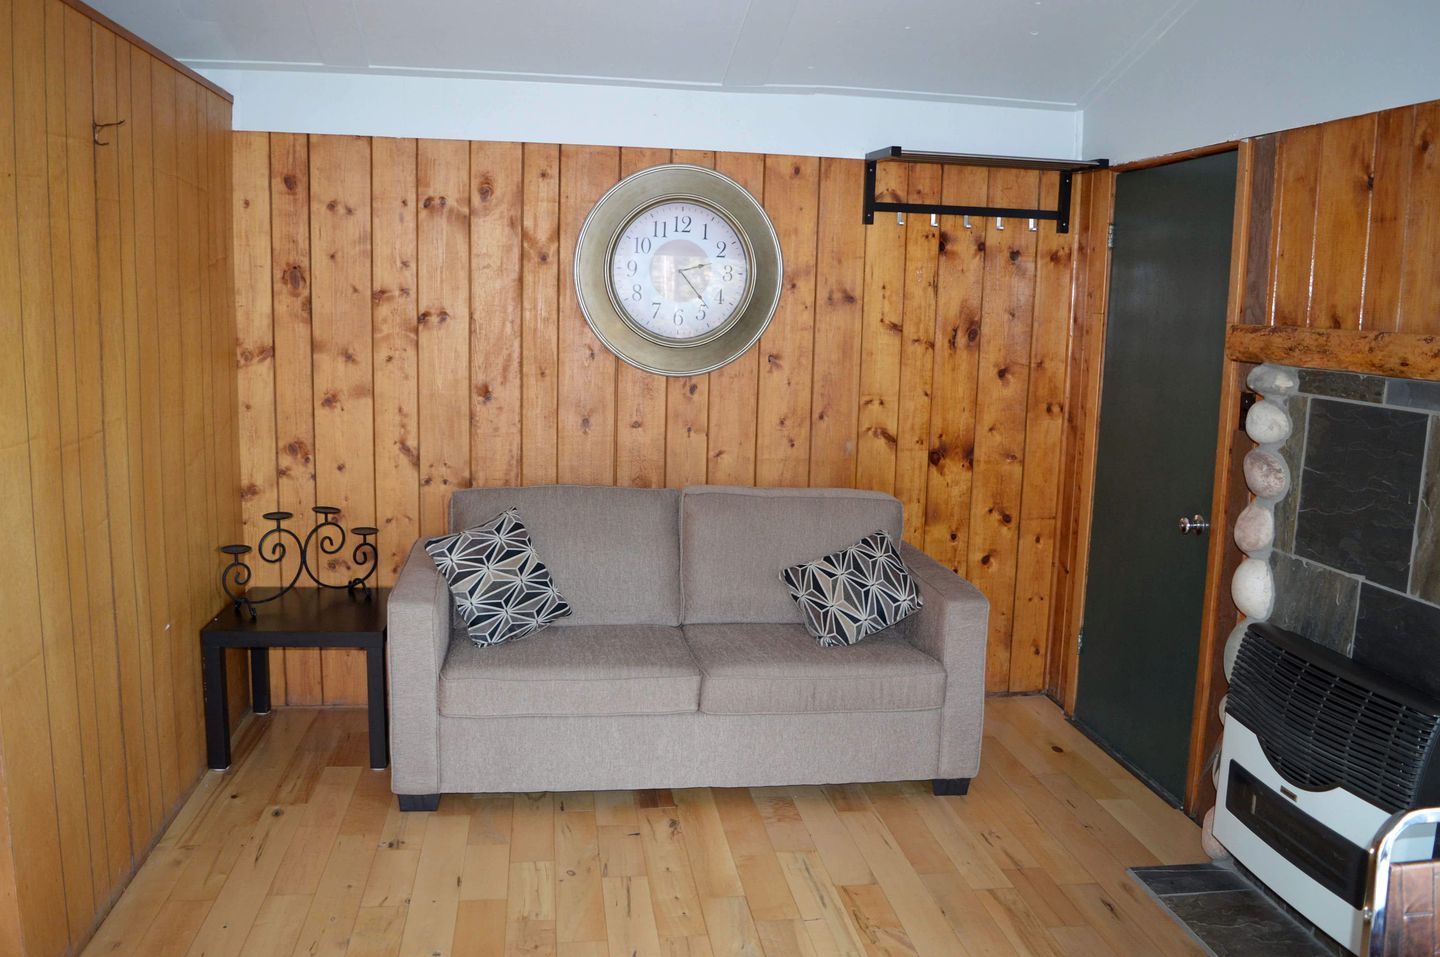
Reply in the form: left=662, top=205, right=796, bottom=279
left=83, top=695, right=1208, bottom=956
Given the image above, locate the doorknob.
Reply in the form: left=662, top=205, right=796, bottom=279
left=1178, top=514, right=1210, bottom=535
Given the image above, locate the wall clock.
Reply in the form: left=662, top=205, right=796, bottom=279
left=574, top=164, right=783, bottom=376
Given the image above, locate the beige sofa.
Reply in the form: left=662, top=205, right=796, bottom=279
left=387, top=484, right=989, bottom=810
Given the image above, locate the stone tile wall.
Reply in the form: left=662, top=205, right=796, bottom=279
left=1270, top=370, right=1440, bottom=697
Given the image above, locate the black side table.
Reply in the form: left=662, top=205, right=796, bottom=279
left=201, top=587, right=390, bottom=771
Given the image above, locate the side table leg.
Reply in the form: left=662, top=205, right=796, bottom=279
left=366, top=640, right=389, bottom=770
left=202, top=644, right=231, bottom=770
left=250, top=647, right=271, bottom=714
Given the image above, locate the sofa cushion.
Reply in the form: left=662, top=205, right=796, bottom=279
left=680, top=486, right=904, bottom=624
left=684, top=622, right=945, bottom=715
left=781, top=529, right=923, bottom=646
left=439, top=624, right=700, bottom=717
left=426, top=507, right=572, bottom=646
left=448, top=486, right=682, bottom=626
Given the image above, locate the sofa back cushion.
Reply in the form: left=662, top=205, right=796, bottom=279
left=449, top=486, right=681, bottom=626
left=680, top=486, right=904, bottom=624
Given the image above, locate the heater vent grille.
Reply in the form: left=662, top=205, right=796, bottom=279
left=1228, top=626, right=1440, bottom=813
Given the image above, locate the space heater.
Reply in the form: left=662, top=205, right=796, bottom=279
left=1215, top=623, right=1440, bottom=954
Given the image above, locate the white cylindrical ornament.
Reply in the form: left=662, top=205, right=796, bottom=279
left=1232, top=558, right=1274, bottom=620
left=1245, top=398, right=1292, bottom=445
left=1247, top=364, right=1299, bottom=397
left=1223, top=620, right=1247, bottom=681
left=1243, top=448, right=1291, bottom=500
left=1233, top=502, right=1275, bottom=555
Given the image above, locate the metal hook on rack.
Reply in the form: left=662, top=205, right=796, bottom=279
left=896, top=211, right=905, bottom=226
left=962, top=215, right=972, bottom=229
left=995, top=217, right=1006, bottom=231
left=929, top=213, right=938, bottom=227
left=93, top=118, right=126, bottom=146
left=1028, top=218, right=1038, bottom=232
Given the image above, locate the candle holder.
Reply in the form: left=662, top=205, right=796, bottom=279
left=219, top=506, right=378, bottom=620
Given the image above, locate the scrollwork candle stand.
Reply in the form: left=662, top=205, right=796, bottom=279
left=219, top=507, right=379, bottom=620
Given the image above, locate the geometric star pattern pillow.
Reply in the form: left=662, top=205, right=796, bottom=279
left=779, top=529, right=924, bottom=647
left=425, top=507, right=572, bottom=647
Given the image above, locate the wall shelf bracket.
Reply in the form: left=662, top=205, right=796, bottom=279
left=862, top=147, right=1109, bottom=233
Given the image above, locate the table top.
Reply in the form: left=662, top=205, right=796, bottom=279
left=202, top=587, right=390, bottom=644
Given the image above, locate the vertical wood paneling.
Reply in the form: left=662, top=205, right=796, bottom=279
left=558, top=145, right=619, bottom=485
left=522, top=143, right=560, bottom=485
left=4, top=5, right=238, bottom=951
left=1307, top=114, right=1375, bottom=329
left=470, top=141, right=523, bottom=489
left=1398, top=102, right=1440, bottom=334
left=373, top=137, right=420, bottom=583
left=235, top=137, right=1091, bottom=703
left=755, top=155, right=819, bottom=487
left=1267, top=124, right=1321, bottom=327
left=416, top=139, right=471, bottom=535
left=895, top=166, right=941, bottom=543
left=1362, top=107, right=1414, bottom=331
left=309, top=134, right=374, bottom=704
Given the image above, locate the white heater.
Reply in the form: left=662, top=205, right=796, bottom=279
left=1215, top=623, right=1440, bottom=955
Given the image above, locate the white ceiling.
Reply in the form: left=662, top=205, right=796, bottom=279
left=89, top=0, right=1193, bottom=110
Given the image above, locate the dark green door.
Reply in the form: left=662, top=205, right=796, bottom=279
left=1073, top=150, right=1237, bottom=805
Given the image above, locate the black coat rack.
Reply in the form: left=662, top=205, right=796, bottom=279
left=862, top=147, right=1109, bottom=233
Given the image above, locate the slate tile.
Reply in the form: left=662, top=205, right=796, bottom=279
left=1273, top=396, right=1308, bottom=553
left=1269, top=550, right=1360, bottom=654
left=1353, top=583, right=1440, bottom=701
left=1413, top=416, right=1440, bottom=604
left=1131, top=863, right=1252, bottom=897
left=1294, top=399, right=1427, bottom=591
left=1386, top=377, right=1440, bottom=413
left=1163, top=888, right=1331, bottom=957
left=1298, top=368, right=1387, bottom=403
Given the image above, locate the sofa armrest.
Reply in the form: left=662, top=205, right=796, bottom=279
left=899, top=542, right=990, bottom=779
left=388, top=540, right=451, bottom=794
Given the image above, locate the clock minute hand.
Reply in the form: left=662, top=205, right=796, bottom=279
left=677, top=263, right=708, bottom=300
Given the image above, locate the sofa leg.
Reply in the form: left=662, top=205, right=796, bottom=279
left=932, top=777, right=971, bottom=796
left=397, top=793, right=441, bottom=812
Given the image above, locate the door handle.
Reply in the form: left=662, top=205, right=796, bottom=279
left=1178, top=514, right=1209, bottom=535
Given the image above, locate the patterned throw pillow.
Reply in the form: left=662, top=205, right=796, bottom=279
left=779, top=530, right=924, bottom=647
left=425, top=507, right=572, bottom=646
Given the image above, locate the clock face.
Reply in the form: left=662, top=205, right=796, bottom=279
left=608, top=200, right=752, bottom=345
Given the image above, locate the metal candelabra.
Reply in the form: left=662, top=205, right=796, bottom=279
left=219, top=506, right=378, bottom=619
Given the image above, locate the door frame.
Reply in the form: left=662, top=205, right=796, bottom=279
left=1044, top=139, right=1253, bottom=817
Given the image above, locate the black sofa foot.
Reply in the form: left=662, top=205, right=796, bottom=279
left=932, top=777, right=971, bottom=796
left=398, top=793, right=441, bottom=812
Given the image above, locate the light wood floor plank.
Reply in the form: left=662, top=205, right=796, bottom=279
left=83, top=699, right=1206, bottom=957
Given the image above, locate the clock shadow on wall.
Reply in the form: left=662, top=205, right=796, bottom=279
left=574, top=164, right=784, bottom=376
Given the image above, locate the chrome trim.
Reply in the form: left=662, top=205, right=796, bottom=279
left=1365, top=806, right=1440, bottom=955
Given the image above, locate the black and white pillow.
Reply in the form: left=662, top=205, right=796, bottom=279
left=780, top=530, right=923, bottom=647
left=425, top=507, right=571, bottom=646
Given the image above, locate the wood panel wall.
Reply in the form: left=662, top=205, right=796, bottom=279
left=0, top=0, right=239, bottom=953
left=233, top=133, right=1093, bottom=703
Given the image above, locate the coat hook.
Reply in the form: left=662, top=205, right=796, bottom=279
left=93, top=118, right=126, bottom=146
left=962, top=215, right=972, bottom=229
left=929, top=213, right=938, bottom=228
left=896, top=211, right=905, bottom=226
left=995, top=217, right=1005, bottom=231
left=1028, top=218, right=1038, bottom=232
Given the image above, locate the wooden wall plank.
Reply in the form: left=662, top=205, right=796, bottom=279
left=855, top=162, right=907, bottom=494
left=1267, top=124, right=1321, bottom=327
left=923, top=166, right=987, bottom=572
left=895, top=165, right=941, bottom=543
left=373, top=137, right=420, bottom=584
left=968, top=170, right=1040, bottom=692
left=664, top=149, right=716, bottom=488
left=1362, top=107, right=1414, bottom=332
left=470, top=141, right=523, bottom=489
left=1307, top=114, right=1376, bottom=330
left=309, top=134, right=374, bottom=704
left=755, top=155, right=819, bottom=487
left=270, top=132, right=322, bottom=703
left=416, top=139, right=471, bottom=535
left=805, top=158, right=865, bottom=489
left=708, top=151, right=766, bottom=486
left=558, top=145, right=619, bottom=485
left=1399, top=102, right=1440, bottom=334
left=521, top=143, right=560, bottom=486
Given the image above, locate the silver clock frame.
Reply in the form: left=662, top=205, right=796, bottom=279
left=574, top=164, right=783, bottom=377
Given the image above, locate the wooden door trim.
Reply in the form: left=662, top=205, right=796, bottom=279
left=1111, top=140, right=1241, bottom=172
left=60, top=0, right=233, bottom=102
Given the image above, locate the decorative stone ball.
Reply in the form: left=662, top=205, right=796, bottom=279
left=1232, top=557, right=1274, bottom=620
left=1247, top=363, right=1299, bottom=397
left=1201, top=807, right=1228, bottom=860
left=1243, top=448, right=1290, bottom=500
left=1245, top=398, right=1292, bottom=445
left=1233, top=501, right=1275, bottom=555
left=1223, top=619, right=1247, bottom=681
